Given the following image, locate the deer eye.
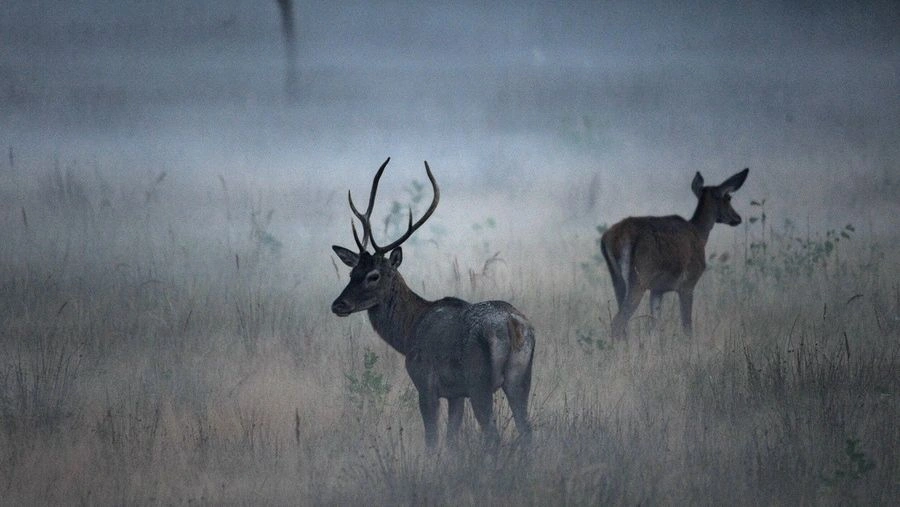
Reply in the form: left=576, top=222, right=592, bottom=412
left=366, top=271, right=381, bottom=284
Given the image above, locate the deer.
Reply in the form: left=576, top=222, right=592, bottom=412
left=331, top=158, right=535, bottom=448
left=600, top=168, right=749, bottom=341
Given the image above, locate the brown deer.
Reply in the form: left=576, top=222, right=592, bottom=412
left=331, top=158, right=535, bottom=448
left=601, top=168, right=749, bottom=340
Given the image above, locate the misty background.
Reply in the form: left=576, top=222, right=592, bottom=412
left=2, top=0, right=899, bottom=246
left=1, top=2, right=899, bottom=503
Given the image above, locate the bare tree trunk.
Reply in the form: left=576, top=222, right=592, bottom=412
left=276, top=0, right=299, bottom=101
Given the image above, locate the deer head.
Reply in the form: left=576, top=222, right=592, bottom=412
left=691, top=167, right=749, bottom=226
left=331, top=158, right=439, bottom=316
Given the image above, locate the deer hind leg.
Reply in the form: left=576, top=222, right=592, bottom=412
left=446, top=397, right=464, bottom=447
left=501, top=356, right=533, bottom=444
left=611, top=284, right=644, bottom=341
left=601, top=241, right=627, bottom=307
left=649, top=289, right=664, bottom=333
left=677, top=288, right=694, bottom=338
left=417, top=391, right=440, bottom=448
left=469, top=387, right=499, bottom=448
left=497, top=314, right=533, bottom=444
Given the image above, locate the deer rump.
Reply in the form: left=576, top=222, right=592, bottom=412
left=404, top=298, right=535, bottom=400
left=602, top=215, right=706, bottom=293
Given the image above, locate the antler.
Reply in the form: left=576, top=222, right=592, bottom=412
left=348, top=158, right=439, bottom=255
left=348, top=157, right=390, bottom=251
left=370, top=161, right=439, bottom=254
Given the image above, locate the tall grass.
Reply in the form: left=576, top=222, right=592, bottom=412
left=0, top=160, right=897, bottom=504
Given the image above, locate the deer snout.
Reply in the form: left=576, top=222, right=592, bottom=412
left=728, top=215, right=742, bottom=226
left=331, top=298, right=354, bottom=316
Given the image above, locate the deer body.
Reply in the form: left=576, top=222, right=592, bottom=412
left=601, top=168, right=749, bottom=340
left=332, top=158, right=534, bottom=447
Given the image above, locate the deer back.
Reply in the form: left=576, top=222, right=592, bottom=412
left=406, top=299, right=535, bottom=397
left=602, top=215, right=706, bottom=292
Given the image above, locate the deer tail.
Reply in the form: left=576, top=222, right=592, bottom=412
left=602, top=234, right=630, bottom=295
left=506, top=313, right=531, bottom=352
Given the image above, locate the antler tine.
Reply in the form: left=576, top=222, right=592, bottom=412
left=351, top=219, right=366, bottom=251
left=372, top=160, right=440, bottom=255
left=347, top=157, right=391, bottom=251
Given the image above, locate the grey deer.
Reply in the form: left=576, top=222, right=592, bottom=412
left=601, top=168, right=749, bottom=340
left=331, top=158, right=535, bottom=447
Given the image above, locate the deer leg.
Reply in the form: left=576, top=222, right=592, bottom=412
left=649, top=290, right=664, bottom=332
left=601, top=240, right=626, bottom=307
left=501, top=360, right=533, bottom=444
left=677, top=289, right=694, bottom=338
left=469, top=389, right=499, bottom=447
left=611, top=286, right=643, bottom=341
left=446, top=397, right=465, bottom=447
left=604, top=259, right=626, bottom=307
left=417, top=391, right=440, bottom=448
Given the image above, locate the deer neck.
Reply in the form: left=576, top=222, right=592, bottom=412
left=366, top=273, right=429, bottom=356
left=688, top=194, right=717, bottom=246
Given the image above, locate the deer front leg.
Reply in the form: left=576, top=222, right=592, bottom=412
left=446, top=397, right=464, bottom=447
left=417, top=390, right=440, bottom=448
left=677, top=288, right=694, bottom=338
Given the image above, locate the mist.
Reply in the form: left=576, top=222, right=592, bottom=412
left=1, top=1, right=898, bottom=504
left=4, top=1, right=898, bottom=213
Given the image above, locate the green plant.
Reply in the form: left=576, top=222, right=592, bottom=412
left=345, top=348, right=391, bottom=410
left=744, top=217, right=855, bottom=281
left=581, top=223, right=610, bottom=286
left=397, top=385, right=418, bottom=411
left=821, top=438, right=876, bottom=491
left=250, top=207, right=283, bottom=257
left=384, top=179, right=425, bottom=241
left=472, top=216, right=497, bottom=255
left=706, top=197, right=857, bottom=284
left=381, top=178, right=446, bottom=249
left=576, top=327, right=610, bottom=354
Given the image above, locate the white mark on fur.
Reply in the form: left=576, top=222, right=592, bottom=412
left=619, top=243, right=631, bottom=294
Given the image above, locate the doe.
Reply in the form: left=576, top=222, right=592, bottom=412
left=601, top=168, right=749, bottom=340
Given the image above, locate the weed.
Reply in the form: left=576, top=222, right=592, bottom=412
left=344, top=348, right=392, bottom=411
left=250, top=206, right=283, bottom=258
left=471, top=216, right=497, bottom=258
left=576, top=327, right=610, bottom=355
left=580, top=223, right=609, bottom=286
left=382, top=177, right=444, bottom=248
left=821, top=438, right=876, bottom=498
left=0, top=329, right=84, bottom=434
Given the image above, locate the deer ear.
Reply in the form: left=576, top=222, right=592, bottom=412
left=719, top=168, right=749, bottom=194
left=691, top=172, right=704, bottom=198
left=332, top=245, right=359, bottom=267
left=389, top=248, right=403, bottom=268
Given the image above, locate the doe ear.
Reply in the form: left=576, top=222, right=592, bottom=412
left=691, top=172, right=704, bottom=198
left=389, top=247, right=403, bottom=268
left=332, top=245, right=359, bottom=267
left=719, top=167, right=749, bottom=195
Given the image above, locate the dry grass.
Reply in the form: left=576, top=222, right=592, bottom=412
left=0, top=163, right=897, bottom=505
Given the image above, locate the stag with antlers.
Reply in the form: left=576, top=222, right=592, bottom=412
left=331, top=158, right=534, bottom=448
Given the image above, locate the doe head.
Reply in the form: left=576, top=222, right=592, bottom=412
left=691, top=167, right=749, bottom=226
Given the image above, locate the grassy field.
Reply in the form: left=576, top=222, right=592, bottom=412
left=0, top=159, right=897, bottom=505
